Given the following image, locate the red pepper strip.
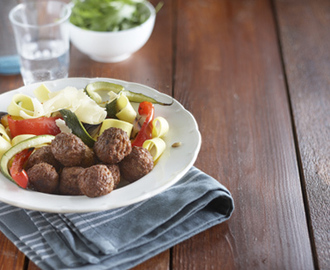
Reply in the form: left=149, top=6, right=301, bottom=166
left=8, top=115, right=62, bottom=138
left=132, top=101, right=155, bottom=147
left=9, top=148, right=33, bottom=188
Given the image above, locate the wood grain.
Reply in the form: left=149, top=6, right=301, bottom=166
left=274, top=0, right=330, bottom=269
left=132, top=251, right=170, bottom=270
left=172, top=0, right=314, bottom=269
left=0, top=0, right=328, bottom=269
left=26, top=251, right=170, bottom=270
left=0, top=231, right=25, bottom=270
left=0, top=74, right=23, bottom=95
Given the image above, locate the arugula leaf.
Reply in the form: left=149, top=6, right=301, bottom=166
left=70, top=0, right=151, bottom=32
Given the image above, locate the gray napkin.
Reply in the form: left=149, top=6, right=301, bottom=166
left=0, top=167, right=234, bottom=270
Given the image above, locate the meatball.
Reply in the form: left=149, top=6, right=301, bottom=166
left=94, top=127, right=131, bottom=164
left=59, top=167, right=84, bottom=195
left=119, top=146, right=154, bottom=183
left=106, top=164, right=121, bottom=188
left=25, top=145, right=61, bottom=171
left=78, top=165, right=114, bottom=198
left=27, top=163, right=59, bottom=194
left=80, top=147, right=96, bottom=168
left=51, top=132, right=89, bottom=167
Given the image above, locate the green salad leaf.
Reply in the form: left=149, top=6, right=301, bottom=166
left=70, top=0, right=151, bottom=32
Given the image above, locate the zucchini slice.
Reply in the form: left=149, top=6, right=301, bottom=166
left=59, top=109, right=96, bottom=147
left=85, top=81, right=173, bottom=106
left=85, top=81, right=125, bottom=104
left=121, top=90, right=173, bottom=106
left=0, top=135, right=55, bottom=184
left=106, top=98, right=118, bottom=119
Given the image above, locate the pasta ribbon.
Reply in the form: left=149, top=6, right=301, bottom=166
left=0, top=124, right=11, bottom=143
left=7, top=94, right=44, bottom=118
left=115, top=94, right=137, bottom=123
left=152, top=117, right=169, bottom=138
left=33, top=84, right=51, bottom=103
left=99, top=119, right=133, bottom=138
left=143, top=137, right=166, bottom=162
left=108, top=91, right=119, bottom=103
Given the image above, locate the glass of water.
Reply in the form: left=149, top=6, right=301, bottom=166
left=9, top=1, right=71, bottom=85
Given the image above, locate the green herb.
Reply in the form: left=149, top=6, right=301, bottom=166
left=70, top=0, right=151, bottom=32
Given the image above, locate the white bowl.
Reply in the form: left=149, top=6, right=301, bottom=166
left=69, top=1, right=156, bottom=63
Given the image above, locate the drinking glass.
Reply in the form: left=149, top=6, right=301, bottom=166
left=9, top=0, right=71, bottom=85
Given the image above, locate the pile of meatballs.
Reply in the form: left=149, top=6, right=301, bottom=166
left=25, top=127, right=154, bottom=197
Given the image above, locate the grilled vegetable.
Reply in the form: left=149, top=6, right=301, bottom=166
left=85, top=81, right=173, bottom=106
left=0, top=135, right=55, bottom=186
left=7, top=115, right=61, bottom=138
left=9, top=148, right=33, bottom=188
left=59, top=109, right=96, bottom=147
left=132, top=101, right=154, bottom=147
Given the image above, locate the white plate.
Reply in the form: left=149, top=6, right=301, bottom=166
left=0, top=78, right=201, bottom=213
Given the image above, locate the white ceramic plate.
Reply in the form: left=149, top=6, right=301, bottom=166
left=0, top=78, right=201, bottom=213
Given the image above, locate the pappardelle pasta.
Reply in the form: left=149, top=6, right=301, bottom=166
left=0, top=81, right=171, bottom=197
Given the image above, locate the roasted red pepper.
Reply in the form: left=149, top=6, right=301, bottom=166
left=9, top=148, right=33, bottom=188
left=8, top=115, right=61, bottom=138
left=132, top=101, right=155, bottom=147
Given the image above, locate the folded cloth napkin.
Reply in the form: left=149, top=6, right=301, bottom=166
left=0, top=167, right=234, bottom=270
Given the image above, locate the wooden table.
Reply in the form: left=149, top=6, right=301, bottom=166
left=0, top=0, right=329, bottom=269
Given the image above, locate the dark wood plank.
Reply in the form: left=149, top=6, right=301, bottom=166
left=132, top=251, right=170, bottom=270
left=0, top=231, right=26, bottom=270
left=26, top=261, right=38, bottom=270
left=27, top=251, right=170, bottom=270
left=26, top=250, right=170, bottom=270
left=0, top=74, right=23, bottom=95
left=26, top=251, right=170, bottom=270
left=172, top=0, right=314, bottom=269
left=274, top=0, right=330, bottom=269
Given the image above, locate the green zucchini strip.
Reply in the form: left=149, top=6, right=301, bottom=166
left=85, top=81, right=173, bottom=106
left=59, top=109, right=96, bottom=148
left=0, top=135, right=55, bottom=184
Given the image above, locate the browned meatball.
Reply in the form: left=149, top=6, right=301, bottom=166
left=25, top=145, right=61, bottom=171
left=119, top=146, right=154, bottom=183
left=106, top=164, right=120, bottom=188
left=59, top=167, right=84, bottom=195
left=78, top=165, right=114, bottom=198
left=80, top=147, right=96, bottom=168
left=27, top=163, right=59, bottom=194
left=94, top=127, right=132, bottom=164
left=51, top=132, right=89, bottom=167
